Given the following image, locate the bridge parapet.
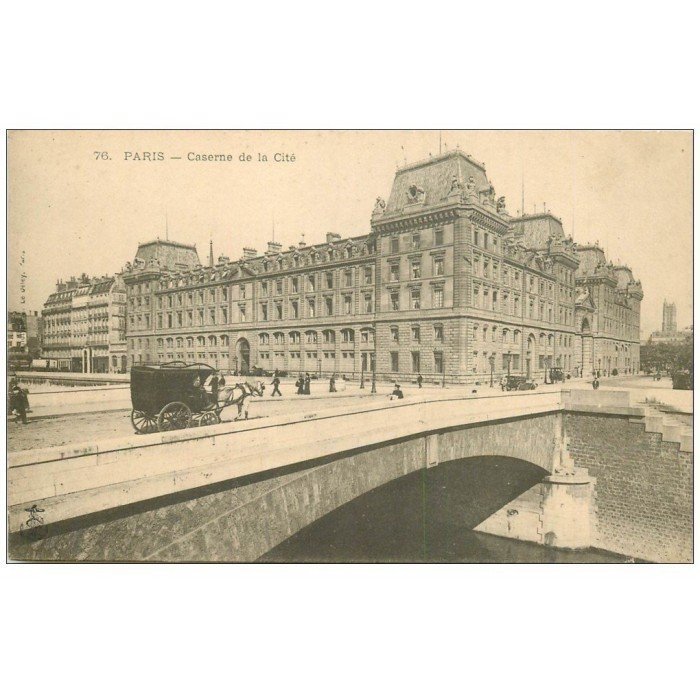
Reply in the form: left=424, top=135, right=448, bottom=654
left=9, top=390, right=565, bottom=534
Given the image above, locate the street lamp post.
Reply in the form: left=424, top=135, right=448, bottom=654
left=489, top=354, right=495, bottom=388
left=360, top=359, right=365, bottom=389
left=504, top=351, right=512, bottom=383
left=371, top=358, right=376, bottom=394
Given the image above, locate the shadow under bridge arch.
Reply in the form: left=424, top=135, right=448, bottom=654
left=260, top=455, right=549, bottom=563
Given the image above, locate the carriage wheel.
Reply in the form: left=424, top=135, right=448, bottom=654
left=131, top=409, right=158, bottom=434
left=157, top=402, right=192, bottom=432
left=196, top=411, right=221, bottom=427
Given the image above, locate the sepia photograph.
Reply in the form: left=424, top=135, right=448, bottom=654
left=6, top=129, right=693, bottom=563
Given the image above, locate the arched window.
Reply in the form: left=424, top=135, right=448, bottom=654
left=186, top=337, right=194, bottom=348
left=259, top=333, right=269, bottom=345
left=289, top=331, right=300, bottom=345
left=503, top=328, right=510, bottom=344
left=220, top=335, right=229, bottom=346
left=482, top=326, right=488, bottom=342
left=323, top=329, right=336, bottom=343
left=157, top=338, right=164, bottom=349
left=166, top=337, right=174, bottom=349
left=341, top=328, right=355, bottom=343
left=361, top=327, right=374, bottom=344
left=176, top=337, right=183, bottom=348
left=197, top=336, right=205, bottom=347
left=208, top=335, right=217, bottom=347
left=305, top=330, right=318, bottom=344
left=492, top=326, right=498, bottom=342
left=273, top=332, right=284, bottom=345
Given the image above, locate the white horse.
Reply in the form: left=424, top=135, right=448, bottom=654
left=218, top=380, right=265, bottom=420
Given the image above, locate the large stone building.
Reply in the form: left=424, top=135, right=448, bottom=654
left=41, top=274, right=127, bottom=372
left=649, top=300, right=690, bottom=345
left=122, top=150, right=642, bottom=383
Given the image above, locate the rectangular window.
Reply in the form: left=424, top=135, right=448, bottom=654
left=222, top=287, right=228, bottom=301
left=433, top=287, right=444, bottom=308
left=390, top=351, right=399, bottom=372
left=209, top=308, right=216, bottom=324
left=308, top=298, right=316, bottom=317
left=343, top=294, right=352, bottom=314
left=275, top=302, right=282, bottom=320
left=308, top=275, right=316, bottom=292
left=434, top=325, right=444, bottom=342
left=434, top=258, right=444, bottom=276
left=364, top=267, right=372, bottom=284
left=411, top=288, right=421, bottom=310
left=325, top=297, right=333, bottom=315
left=390, top=291, right=399, bottom=311
left=434, top=351, right=444, bottom=375
left=239, top=305, right=246, bottom=322
left=291, top=277, right=299, bottom=293
left=210, top=289, right=216, bottom=302
left=260, top=303, right=268, bottom=321
left=364, top=293, right=373, bottom=313
left=411, top=326, right=420, bottom=342
left=326, top=272, right=333, bottom=289
left=167, top=313, right=173, bottom=329
left=276, top=280, right=283, bottom=295
left=390, top=262, right=399, bottom=282
left=239, top=285, right=246, bottom=300
left=261, top=282, right=268, bottom=296
left=434, top=228, right=444, bottom=246
left=411, top=351, right=421, bottom=373
left=344, top=269, right=352, bottom=286
left=390, top=327, right=399, bottom=343
left=391, top=237, right=399, bottom=253
left=412, top=233, right=421, bottom=249
left=411, top=260, right=421, bottom=279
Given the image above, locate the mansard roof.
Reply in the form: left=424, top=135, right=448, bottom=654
left=135, top=239, right=201, bottom=270
left=510, top=213, right=566, bottom=249
left=384, top=150, right=491, bottom=214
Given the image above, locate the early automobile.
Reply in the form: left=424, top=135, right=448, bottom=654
left=503, top=375, right=538, bottom=391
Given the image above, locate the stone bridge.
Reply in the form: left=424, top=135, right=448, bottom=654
left=8, top=389, right=693, bottom=563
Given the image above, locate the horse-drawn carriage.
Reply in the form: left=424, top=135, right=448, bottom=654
left=130, top=362, right=264, bottom=434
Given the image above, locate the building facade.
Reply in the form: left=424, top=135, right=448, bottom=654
left=122, top=151, right=642, bottom=383
left=41, top=274, right=127, bottom=372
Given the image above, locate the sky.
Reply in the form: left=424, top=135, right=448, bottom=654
left=7, top=130, right=692, bottom=337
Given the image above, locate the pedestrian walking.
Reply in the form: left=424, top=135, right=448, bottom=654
left=9, top=380, right=29, bottom=424
left=296, top=374, right=304, bottom=395
left=329, top=374, right=337, bottom=392
left=592, top=377, right=600, bottom=390
left=303, top=373, right=311, bottom=395
left=500, top=375, right=507, bottom=392
left=417, top=373, right=423, bottom=389
left=271, top=376, right=282, bottom=397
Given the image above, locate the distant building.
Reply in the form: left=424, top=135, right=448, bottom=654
left=648, top=300, right=690, bottom=345
left=41, top=274, right=127, bottom=372
left=662, top=300, right=677, bottom=333
left=120, top=150, right=643, bottom=382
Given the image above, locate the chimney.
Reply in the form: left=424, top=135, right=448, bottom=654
left=267, top=241, right=283, bottom=254
left=298, top=233, right=306, bottom=248
left=217, top=255, right=230, bottom=265
left=242, top=247, right=257, bottom=260
left=208, top=240, right=214, bottom=267
left=326, top=232, right=342, bottom=244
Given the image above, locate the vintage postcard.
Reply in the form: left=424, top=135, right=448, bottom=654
left=6, top=130, right=693, bottom=563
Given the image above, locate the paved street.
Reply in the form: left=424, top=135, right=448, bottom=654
left=8, top=374, right=689, bottom=454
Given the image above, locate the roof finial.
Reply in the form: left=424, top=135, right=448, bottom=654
left=209, top=239, right=214, bottom=267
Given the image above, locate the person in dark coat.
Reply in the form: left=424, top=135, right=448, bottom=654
left=9, top=381, right=29, bottom=424
left=271, top=376, right=282, bottom=397
left=417, top=374, right=423, bottom=388
left=390, top=383, right=404, bottom=400
left=592, top=377, right=600, bottom=390
left=303, top=373, right=311, bottom=395
left=296, top=374, right=304, bottom=395
left=329, top=374, right=337, bottom=392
